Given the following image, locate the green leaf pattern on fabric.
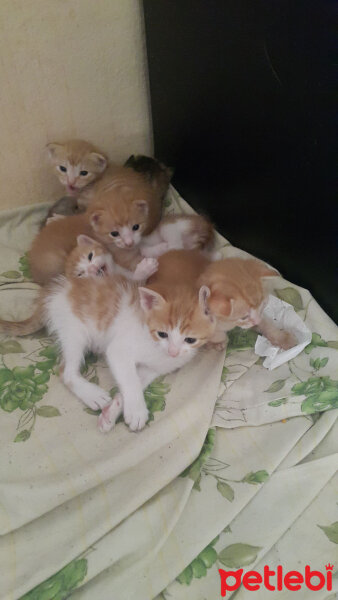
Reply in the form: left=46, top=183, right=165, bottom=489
left=0, top=342, right=60, bottom=441
left=227, top=327, right=258, bottom=353
left=20, top=558, right=87, bottom=599
left=264, top=379, right=286, bottom=393
left=291, top=376, right=338, bottom=414
left=176, top=537, right=219, bottom=585
left=180, top=429, right=216, bottom=482
left=218, top=543, right=262, bottom=568
left=145, top=376, right=171, bottom=421
left=275, top=287, right=303, bottom=310
left=317, top=522, right=338, bottom=544
left=18, top=253, right=32, bottom=280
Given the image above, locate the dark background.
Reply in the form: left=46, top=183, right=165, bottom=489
left=143, top=0, right=337, bottom=322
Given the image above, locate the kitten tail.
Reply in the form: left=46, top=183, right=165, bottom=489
left=0, top=299, right=44, bottom=336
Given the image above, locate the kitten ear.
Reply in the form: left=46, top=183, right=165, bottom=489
left=134, top=199, right=148, bottom=214
left=89, top=152, right=107, bottom=173
left=138, top=287, right=166, bottom=312
left=199, top=285, right=211, bottom=313
left=77, top=234, right=96, bottom=247
left=46, top=143, right=63, bottom=161
left=89, top=210, right=104, bottom=229
left=248, top=259, right=280, bottom=279
left=208, top=291, right=234, bottom=318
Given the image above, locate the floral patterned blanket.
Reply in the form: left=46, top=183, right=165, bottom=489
left=0, top=189, right=337, bottom=600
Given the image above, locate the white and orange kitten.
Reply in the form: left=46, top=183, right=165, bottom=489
left=0, top=251, right=215, bottom=431
left=29, top=165, right=164, bottom=284
left=140, top=214, right=216, bottom=258
left=66, top=235, right=158, bottom=281
left=148, top=251, right=297, bottom=351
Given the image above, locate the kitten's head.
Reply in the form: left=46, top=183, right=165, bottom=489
left=201, top=258, right=279, bottom=329
left=138, top=284, right=216, bottom=358
left=65, top=235, right=113, bottom=279
left=124, top=154, right=173, bottom=200
left=88, top=176, right=156, bottom=249
left=46, top=140, right=107, bottom=195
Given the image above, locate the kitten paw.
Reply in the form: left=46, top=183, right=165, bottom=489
left=98, top=394, right=123, bottom=433
left=84, top=389, right=112, bottom=410
left=134, top=258, right=159, bottom=280
left=124, top=402, right=149, bottom=431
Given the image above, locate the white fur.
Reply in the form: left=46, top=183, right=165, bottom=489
left=140, top=218, right=193, bottom=258
left=45, top=280, right=199, bottom=431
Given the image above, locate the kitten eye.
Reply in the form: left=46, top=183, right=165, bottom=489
left=110, top=231, right=119, bottom=237
left=185, top=337, right=197, bottom=344
left=59, top=165, right=67, bottom=172
left=88, top=252, right=93, bottom=261
left=80, top=170, right=88, bottom=176
left=157, top=331, right=168, bottom=338
left=132, top=224, right=139, bottom=231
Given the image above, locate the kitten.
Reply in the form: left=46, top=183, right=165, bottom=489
left=0, top=263, right=215, bottom=432
left=43, top=154, right=172, bottom=226
left=124, top=154, right=173, bottom=201
left=29, top=166, right=163, bottom=285
left=66, top=235, right=158, bottom=281
left=148, top=250, right=297, bottom=350
left=42, top=140, right=108, bottom=227
left=46, top=139, right=108, bottom=197
left=139, top=214, right=215, bottom=258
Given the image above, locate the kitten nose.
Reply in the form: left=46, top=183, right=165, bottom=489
left=124, top=239, right=133, bottom=247
left=169, top=345, right=179, bottom=357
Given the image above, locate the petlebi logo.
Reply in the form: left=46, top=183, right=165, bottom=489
left=218, top=563, right=334, bottom=596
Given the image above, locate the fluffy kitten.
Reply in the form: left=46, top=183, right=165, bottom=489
left=140, top=214, right=215, bottom=258
left=29, top=166, right=163, bottom=284
left=46, top=139, right=108, bottom=197
left=66, top=235, right=158, bottom=281
left=43, top=140, right=108, bottom=227
left=148, top=250, right=297, bottom=350
left=124, top=154, right=173, bottom=201
left=0, top=264, right=215, bottom=432
left=43, top=154, right=172, bottom=226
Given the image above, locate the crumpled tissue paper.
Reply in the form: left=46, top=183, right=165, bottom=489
left=255, top=294, right=312, bottom=370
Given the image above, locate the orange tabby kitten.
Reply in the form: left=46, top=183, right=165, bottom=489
left=46, top=139, right=108, bottom=197
left=148, top=250, right=297, bottom=350
left=29, top=166, right=163, bottom=284
left=43, top=139, right=108, bottom=227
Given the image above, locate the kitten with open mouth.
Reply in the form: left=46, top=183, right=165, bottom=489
left=65, top=235, right=158, bottom=282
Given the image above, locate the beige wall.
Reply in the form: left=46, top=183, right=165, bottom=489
left=0, top=0, right=152, bottom=209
